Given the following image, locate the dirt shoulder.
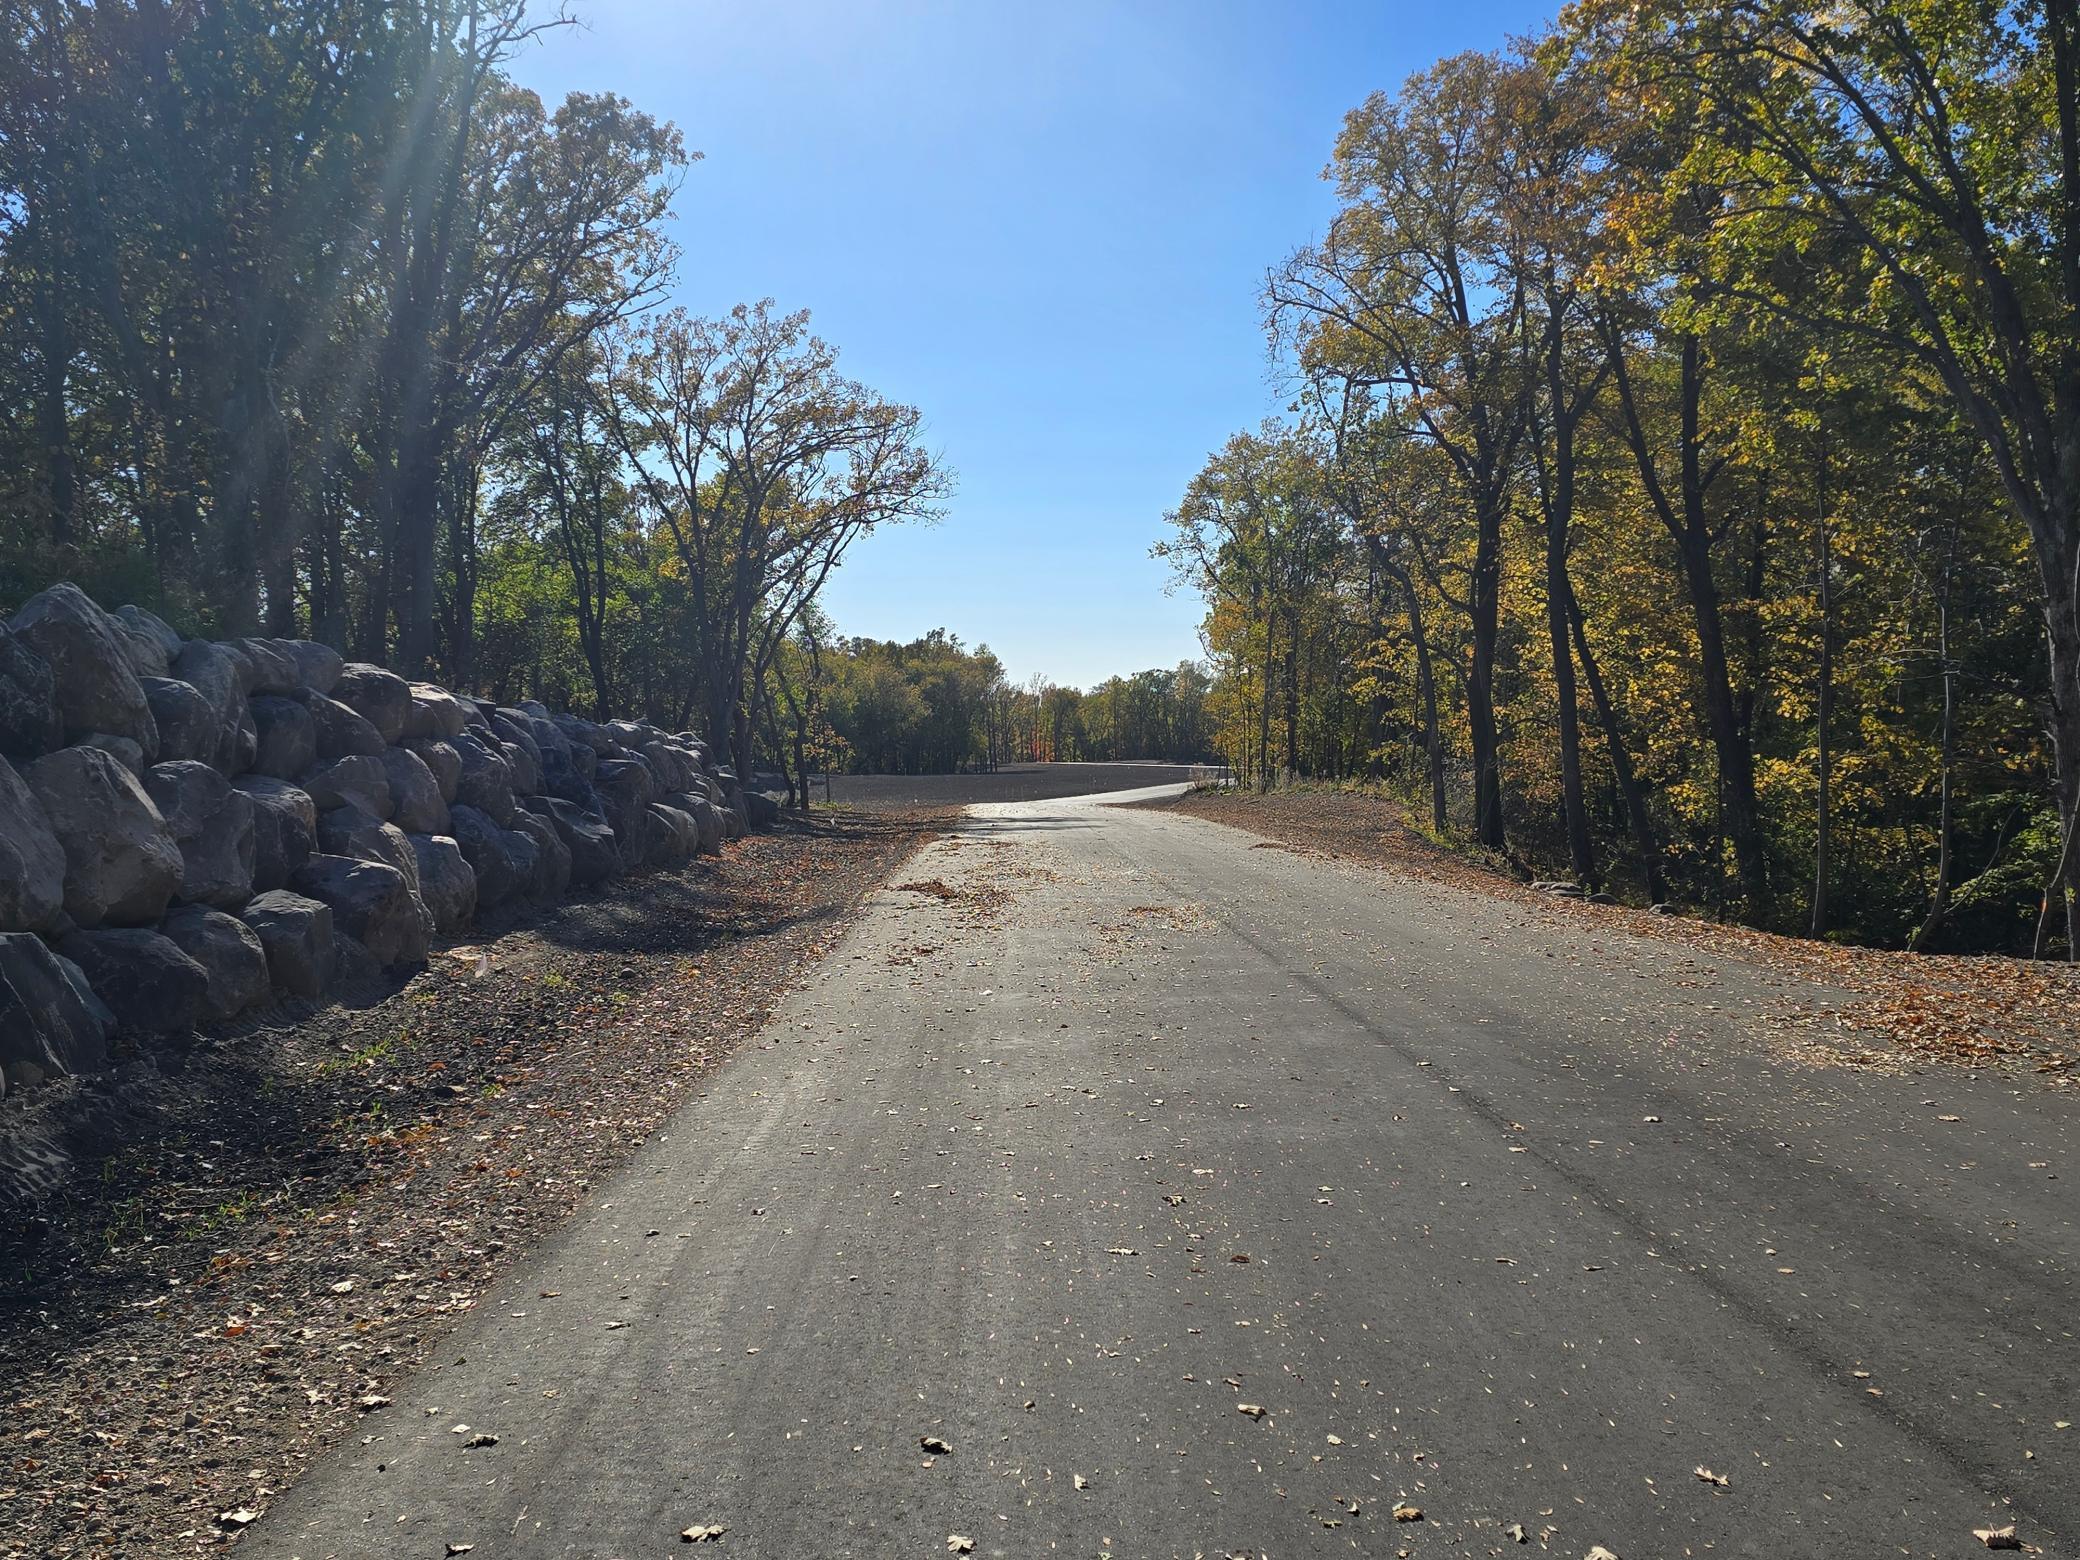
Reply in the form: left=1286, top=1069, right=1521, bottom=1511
left=1135, top=786, right=2079, bottom=1084
left=0, top=807, right=947, bottom=1559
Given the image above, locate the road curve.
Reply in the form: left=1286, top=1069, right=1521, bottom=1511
left=244, top=788, right=2079, bottom=1559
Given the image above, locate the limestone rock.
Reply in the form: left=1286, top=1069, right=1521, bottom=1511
left=169, top=638, right=247, bottom=772
left=0, top=933, right=112, bottom=1084
left=380, top=745, right=448, bottom=834
left=302, top=754, right=392, bottom=819
left=446, top=803, right=536, bottom=907
left=0, top=756, right=64, bottom=932
left=290, top=854, right=427, bottom=969
left=158, top=904, right=270, bottom=1023
left=57, top=926, right=207, bottom=1042
left=249, top=694, right=317, bottom=779
left=238, top=890, right=335, bottom=998
left=141, top=676, right=220, bottom=764
left=401, top=737, right=462, bottom=804
left=317, top=804, right=421, bottom=899
left=500, top=738, right=541, bottom=797
left=112, top=604, right=182, bottom=679
left=536, top=796, right=621, bottom=886
left=11, top=583, right=158, bottom=758
left=293, top=689, right=386, bottom=761
left=233, top=775, right=316, bottom=891
left=287, top=640, right=343, bottom=696
left=332, top=663, right=412, bottom=744
left=511, top=808, right=570, bottom=900
left=143, top=760, right=256, bottom=910
left=451, top=731, right=517, bottom=826
left=0, top=622, right=60, bottom=759
left=404, top=682, right=472, bottom=740
left=407, top=832, right=477, bottom=935
left=25, top=745, right=183, bottom=928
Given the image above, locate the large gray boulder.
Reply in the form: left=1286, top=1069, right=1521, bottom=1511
left=226, top=638, right=301, bottom=696
left=249, top=694, right=317, bottom=778
left=287, top=640, right=343, bottom=696
left=112, top=604, right=182, bottom=679
left=290, top=854, right=427, bottom=969
left=379, top=745, right=448, bottom=834
left=11, top=583, right=158, bottom=759
left=593, top=758, right=657, bottom=860
left=401, top=737, right=462, bottom=804
left=77, top=731, right=146, bottom=775
left=57, top=926, right=207, bottom=1042
left=446, top=803, right=535, bottom=907
left=158, top=904, right=270, bottom=1023
left=141, top=676, right=219, bottom=764
left=404, top=682, right=472, bottom=740
left=407, top=832, right=476, bottom=936
left=332, top=663, right=412, bottom=745
left=143, top=760, right=256, bottom=910
left=537, top=796, right=621, bottom=885
left=169, top=638, right=247, bottom=772
left=499, top=738, right=541, bottom=797
left=0, top=934, right=112, bottom=1087
left=491, top=710, right=543, bottom=771
left=745, top=789, right=779, bottom=830
left=317, top=803, right=421, bottom=897
left=294, top=689, right=386, bottom=760
left=650, top=803, right=699, bottom=864
left=451, top=730, right=517, bottom=825
left=25, top=745, right=183, bottom=928
left=0, top=622, right=61, bottom=759
left=233, top=775, right=316, bottom=891
left=691, top=796, right=723, bottom=856
left=238, top=890, right=334, bottom=998
left=0, top=756, right=65, bottom=932
left=640, top=739, right=696, bottom=794
left=511, top=809, right=571, bottom=900
left=302, top=754, right=392, bottom=819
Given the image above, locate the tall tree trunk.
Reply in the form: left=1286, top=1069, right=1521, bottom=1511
left=1565, top=581, right=1665, bottom=902
left=1810, top=501, right=1835, bottom=938
left=1911, top=532, right=1960, bottom=952
left=1469, top=485, right=1506, bottom=848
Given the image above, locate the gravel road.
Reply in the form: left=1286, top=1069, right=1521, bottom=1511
left=243, top=785, right=2079, bottom=1559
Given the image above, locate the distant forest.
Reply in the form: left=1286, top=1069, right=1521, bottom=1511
left=1161, top=3, right=2080, bottom=957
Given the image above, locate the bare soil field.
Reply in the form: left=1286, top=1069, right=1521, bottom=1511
left=0, top=807, right=947, bottom=1558
left=812, top=760, right=1212, bottom=808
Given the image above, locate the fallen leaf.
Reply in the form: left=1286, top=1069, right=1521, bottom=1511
left=216, top=1509, right=260, bottom=1529
left=1974, top=1527, right=2021, bottom=1550
left=1694, top=1465, right=1729, bottom=1487
left=1504, top=1522, right=1528, bottom=1543
left=356, top=1394, right=392, bottom=1412
left=680, top=1523, right=728, bottom=1543
left=1586, top=1548, right=1623, bottom=1560
left=920, top=1435, right=954, bottom=1455
left=1236, top=1402, right=1266, bottom=1420
left=946, top=1536, right=975, bottom=1554
left=1393, top=1503, right=1423, bottom=1522
left=1074, top=1473, right=1089, bottom=1489
left=446, top=1546, right=475, bottom=1557
left=1106, top=1247, right=1138, bottom=1256
left=464, top=1433, right=498, bottom=1449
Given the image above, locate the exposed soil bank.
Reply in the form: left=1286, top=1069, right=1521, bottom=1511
left=0, top=807, right=944, bottom=1559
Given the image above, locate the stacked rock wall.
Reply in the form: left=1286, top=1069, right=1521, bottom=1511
left=0, top=582, right=762, bottom=1099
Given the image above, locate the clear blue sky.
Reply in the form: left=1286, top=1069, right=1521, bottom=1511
left=509, top=0, right=1550, bottom=689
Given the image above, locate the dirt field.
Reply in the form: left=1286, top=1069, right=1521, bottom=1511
left=812, top=760, right=1213, bottom=808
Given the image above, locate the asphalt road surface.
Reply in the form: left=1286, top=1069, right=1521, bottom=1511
left=246, top=787, right=2079, bottom=1560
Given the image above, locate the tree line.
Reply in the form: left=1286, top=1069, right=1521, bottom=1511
left=0, top=1, right=946, bottom=773
left=1162, top=1, right=2080, bottom=956
left=761, top=626, right=1215, bottom=797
